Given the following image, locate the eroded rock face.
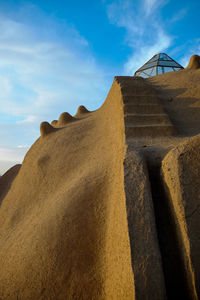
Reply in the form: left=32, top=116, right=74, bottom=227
left=124, top=150, right=166, bottom=300
left=0, top=164, right=21, bottom=205
left=162, top=134, right=200, bottom=299
left=186, top=54, right=200, bottom=70
left=0, top=78, right=134, bottom=300
left=2, top=67, right=200, bottom=299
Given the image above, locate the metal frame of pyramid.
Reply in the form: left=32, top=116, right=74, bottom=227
left=134, top=53, right=184, bottom=78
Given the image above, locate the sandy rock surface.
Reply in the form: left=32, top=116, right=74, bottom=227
left=0, top=164, right=21, bottom=205
left=1, top=55, right=200, bottom=299
left=162, top=134, right=200, bottom=299
left=0, top=79, right=134, bottom=300
left=124, top=150, right=166, bottom=300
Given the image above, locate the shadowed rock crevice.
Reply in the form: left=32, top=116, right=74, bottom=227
left=1, top=57, right=200, bottom=299
left=124, top=150, right=166, bottom=300
left=147, top=161, right=194, bottom=300
left=120, top=73, right=200, bottom=299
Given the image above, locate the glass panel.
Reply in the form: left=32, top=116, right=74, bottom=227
left=135, top=53, right=184, bottom=77
left=141, top=72, right=149, bottom=78
left=137, top=61, right=157, bottom=71
left=159, top=53, right=171, bottom=61
left=143, top=68, right=153, bottom=76
left=163, top=67, right=175, bottom=73
left=173, top=67, right=182, bottom=71
left=147, top=54, right=159, bottom=63
left=136, top=71, right=149, bottom=78
left=157, top=66, right=163, bottom=74
left=135, top=66, right=157, bottom=78
left=151, top=67, right=157, bottom=76
left=158, top=60, right=181, bottom=67
left=135, top=71, right=145, bottom=77
left=135, top=68, right=155, bottom=78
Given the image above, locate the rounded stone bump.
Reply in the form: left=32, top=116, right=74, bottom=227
left=51, top=120, right=58, bottom=127
left=58, top=112, right=74, bottom=125
left=187, top=54, right=200, bottom=70
left=40, top=122, right=56, bottom=137
left=75, top=105, right=89, bottom=117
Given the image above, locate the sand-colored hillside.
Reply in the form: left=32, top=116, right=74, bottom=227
left=149, top=55, right=200, bottom=136
left=1, top=54, right=200, bottom=299
left=0, top=79, right=134, bottom=299
left=162, top=134, right=200, bottom=299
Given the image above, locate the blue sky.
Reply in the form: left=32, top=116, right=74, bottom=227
left=0, top=0, right=200, bottom=173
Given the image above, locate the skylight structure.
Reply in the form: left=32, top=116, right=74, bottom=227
left=134, top=53, right=184, bottom=78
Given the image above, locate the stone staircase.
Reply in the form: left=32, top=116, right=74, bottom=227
left=116, top=76, right=176, bottom=137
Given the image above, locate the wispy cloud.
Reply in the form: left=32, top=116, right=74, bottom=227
left=169, top=7, right=188, bottom=24
left=0, top=13, right=108, bottom=120
left=0, top=146, right=29, bottom=175
left=0, top=5, right=112, bottom=172
left=179, top=39, right=200, bottom=67
left=105, top=0, right=172, bottom=74
left=0, top=5, right=111, bottom=173
left=125, top=30, right=171, bottom=74
left=143, top=0, right=158, bottom=16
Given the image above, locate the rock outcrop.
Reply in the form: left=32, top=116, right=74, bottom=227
left=1, top=55, right=200, bottom=299
left=0, top=78, right=134, bottom=300
left=162, top=135, right=200, bottom=299
left=186, top=54, right=200, bottom=70
left=0, top=164, right=21, bottom=205
left=124, top=150, right=166, bottom=299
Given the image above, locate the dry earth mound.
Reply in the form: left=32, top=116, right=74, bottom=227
left=0, top=79, right=134, bottom=299
left=187, top=54, right=200, bottom=70
left=162, top=134, right=200, bottom=299
left=150, top=55, right=200, bottom=136
left=1, top=55, right=200, bottom=299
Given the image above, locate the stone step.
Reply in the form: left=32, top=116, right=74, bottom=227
left=125, top=124, right=175, bottom=137
left=123, top=95, right=160, bottom=105
left=115, top=76, right=144, bottom=86
left=124, top=104, right=165, bottom=114
left=125, top=114, right=171, bottom=125
left=121, top=86, right=158, bottom=96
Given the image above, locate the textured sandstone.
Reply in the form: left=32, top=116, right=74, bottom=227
left=1, top=54, right=200, bottom=299
left=124, top=150, right=166, bottom=300
left=186, top=54, right=200, bottom=70
left=0, top=164, right=21, bottom=205
left=162, top=134, right=200, bottom=299
left=0, top=78, right=135, bottom=300
left=75, top=105, right=90, bottom=117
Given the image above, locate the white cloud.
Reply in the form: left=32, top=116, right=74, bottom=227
left=105, top=0, right=172, bottom=75
left=180, top=51, right=200, bottom=68
left=0, top=7, right=112, bottom=164
left=17, top=145, right=29, bottom=148
left=0, top=145, right=29, bottom=175
left=144, top=0, right=157, bottom=15
left=143, top=0, right=168, bottom=16
left=125, top=30, right=171, bottom=74
left=17, top=115, right=38, bottom=124
left=169, top=8, right=188, bottom=24
left=0, top=147, right=25, bottom=162
left=0, top=160, right=19, bottom=176
left=0, top=15, right=108, bottom=117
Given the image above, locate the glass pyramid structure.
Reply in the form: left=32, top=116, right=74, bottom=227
left=134, top=53, right=184, bottom=78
